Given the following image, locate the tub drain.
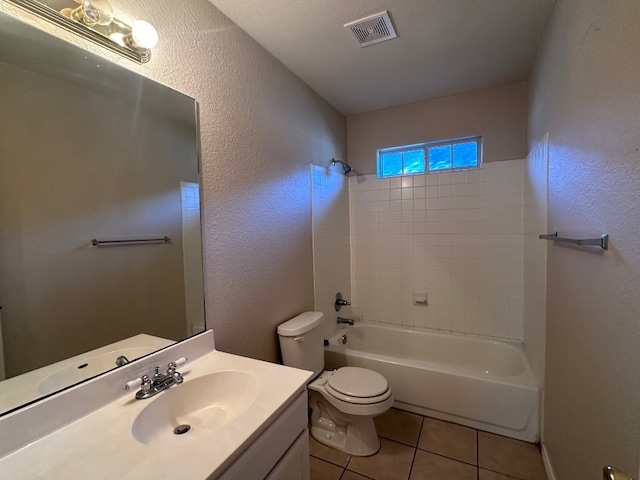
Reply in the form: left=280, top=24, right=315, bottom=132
left=174, top=424, right=191, bottom=435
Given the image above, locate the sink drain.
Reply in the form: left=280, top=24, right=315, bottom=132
left=174, top=424, right=191, bottom=435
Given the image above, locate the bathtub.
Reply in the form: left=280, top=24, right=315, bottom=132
left=324, top=323, right=539, bottom=442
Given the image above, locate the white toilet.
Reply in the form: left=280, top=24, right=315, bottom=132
left=277, top=312, right=393, bottom=456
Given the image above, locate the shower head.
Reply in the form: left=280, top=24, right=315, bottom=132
left=331, top=158, right=355, bottom=175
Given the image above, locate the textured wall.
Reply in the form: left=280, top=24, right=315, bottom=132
left=529, top=1, right=640, bottom=477
left=347, top=82, right=528, bottom=175
left=0, top=0, right=346, bottom=362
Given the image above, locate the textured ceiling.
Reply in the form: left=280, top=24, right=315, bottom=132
left=208, top=0, right=556, bottom=115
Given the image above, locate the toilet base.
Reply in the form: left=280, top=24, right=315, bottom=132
left=309, top=392, right=382, bottom=456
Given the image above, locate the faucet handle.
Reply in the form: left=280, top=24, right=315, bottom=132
left=124, top=377, right=142, bottom=391
left=140, top=375, right=151, bottom=392
left=334, top=292, right=351, bottom=311
left=124, top=374, right=151, bottom=392
left=167, top=357, right=187, bottom=375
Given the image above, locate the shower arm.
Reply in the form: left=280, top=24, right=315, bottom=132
left=330, top=158, right=354, bottom=175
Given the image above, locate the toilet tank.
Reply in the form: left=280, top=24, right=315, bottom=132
left=277, top=312, right=325, bottom=377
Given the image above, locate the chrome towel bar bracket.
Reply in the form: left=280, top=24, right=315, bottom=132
left=539, top=232, right=608, bottom=250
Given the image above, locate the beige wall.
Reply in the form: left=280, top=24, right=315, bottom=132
left=347, top=82, right=528, bottom=175
left=529, top=1, right=640, bottom=477
left=1, top=0, right=346, bottom=363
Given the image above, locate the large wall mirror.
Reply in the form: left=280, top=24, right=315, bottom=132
left=0, top=11, right=205, bottom=415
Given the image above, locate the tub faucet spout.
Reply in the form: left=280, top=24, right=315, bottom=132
left=337, top=317, right=354, bottom=326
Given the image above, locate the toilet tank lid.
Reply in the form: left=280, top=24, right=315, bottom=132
left=277, top=312, right=324, bottom=336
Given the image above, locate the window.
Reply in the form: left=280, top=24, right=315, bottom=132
left=377, top=136, right=481, bottom=178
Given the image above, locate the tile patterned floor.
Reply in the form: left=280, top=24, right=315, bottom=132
left=309, top=408, right=548, bottom=480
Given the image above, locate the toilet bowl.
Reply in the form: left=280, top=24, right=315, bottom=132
left=277, top=312, right=393, bottom=456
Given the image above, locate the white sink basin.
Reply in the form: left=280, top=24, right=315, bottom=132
left=131, top=371, right=260, bottom=446
left=38, top=347, right=156, bottom=395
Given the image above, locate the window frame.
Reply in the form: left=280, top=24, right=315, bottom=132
left=377, top=135, right=482, bottom=178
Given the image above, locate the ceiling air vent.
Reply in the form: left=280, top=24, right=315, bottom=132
left=344, top=10, right=397, bottom=48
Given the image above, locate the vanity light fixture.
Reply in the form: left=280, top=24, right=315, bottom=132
left=61, top=0, right=113, bottom=27
left=6, top=0, right=158, bottom=63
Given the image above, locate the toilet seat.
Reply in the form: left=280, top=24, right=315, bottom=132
left=309, top=369, right=394, bottom=417
left=325, top=367, right=391, bottom=405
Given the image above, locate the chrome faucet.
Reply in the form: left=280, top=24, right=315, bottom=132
left=334, top=292, right=351, bottom=311
left=337, top=317, right=354, bottom=326
left=115, top=355, right=129, bottom=367
left=124, top=357, right=187, bottom=400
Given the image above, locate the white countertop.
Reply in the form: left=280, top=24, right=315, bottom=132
left=0, top=350, right=312, bottom=479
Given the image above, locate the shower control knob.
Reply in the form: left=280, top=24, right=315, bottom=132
left=334, top=292, right=351, bottom=311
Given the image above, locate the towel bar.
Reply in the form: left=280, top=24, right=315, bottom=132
left=539, top=232, right=608, bottom=250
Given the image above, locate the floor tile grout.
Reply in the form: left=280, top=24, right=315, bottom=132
left=417, top=449, right=480, bottom=468
left=405, top=414, right=424, bottom=480
left=477, top=428, right=480, bottom=480
left=309, top=453, right=349, bottom=470
left=312, top=443, right=530, bottom=480
left=311, top=408, right=546, bottom=480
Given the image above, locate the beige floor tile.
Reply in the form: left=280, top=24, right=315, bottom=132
left=347, top=438, right=415, bottom=480
left=478, top=432, right=547, bottom=480
left=341, top=471, right=374, bottom=480
left=374, top=408, right=423, bottom=447
left=310, top=456, right=344, bottom=480
left=310, top=434, right=352, bottom=467
left=479, top=468, right=519, bottom=479
left=418, top=417, right=478, bottom=465
left=409, top=450, right=477, bottom=480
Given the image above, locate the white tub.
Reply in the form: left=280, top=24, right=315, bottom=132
left=324, top=323, right=539, bottom=442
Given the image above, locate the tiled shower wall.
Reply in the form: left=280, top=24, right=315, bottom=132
left=349, top=160, right=525, bottom=341
left=523, top=135, right=548, bottom=387
left=311, top=164, right=352, bottom=339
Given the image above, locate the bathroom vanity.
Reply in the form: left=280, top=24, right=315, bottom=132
left=0, top=331, right=313, bottom=479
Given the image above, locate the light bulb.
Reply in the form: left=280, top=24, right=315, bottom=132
left=63, top=0, right=113, bottom=26
left=131, top=21, right=158, bottom=49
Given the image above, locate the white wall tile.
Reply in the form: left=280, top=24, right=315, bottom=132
left=311, top=164, right=352, bottom=338
left=347, top=159, right=525, bottom=341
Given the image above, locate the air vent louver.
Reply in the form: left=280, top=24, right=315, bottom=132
left=344, top=10, right=397, bottom=48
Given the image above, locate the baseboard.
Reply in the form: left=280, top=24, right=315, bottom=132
left=541, top=443, right=557, bottom=480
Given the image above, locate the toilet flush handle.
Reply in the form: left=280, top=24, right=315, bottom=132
left=294, top=336, right=304, bottom=342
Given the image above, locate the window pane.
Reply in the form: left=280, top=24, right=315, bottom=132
left=429, top=145, right=451, bottom=171
left=402, top=149, right=425, bottom=174
left=453, top=141, right=478, bottom=168
left=381, top=152, right=403, bottom=176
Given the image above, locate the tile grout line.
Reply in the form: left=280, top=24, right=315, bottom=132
left=417, top=449, right=481, bottom=469
left=406, top=415, right=425, bottom=479
left=477, top=429, right=480, bottom=480
left=309, top=453, right=351, bottom=470
left=313, top=409, right=542, bottom=480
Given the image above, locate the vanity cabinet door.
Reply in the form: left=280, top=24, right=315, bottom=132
left=265, top=429, right=310, bottom=480
left=217, top=391, right=308, bottom=480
